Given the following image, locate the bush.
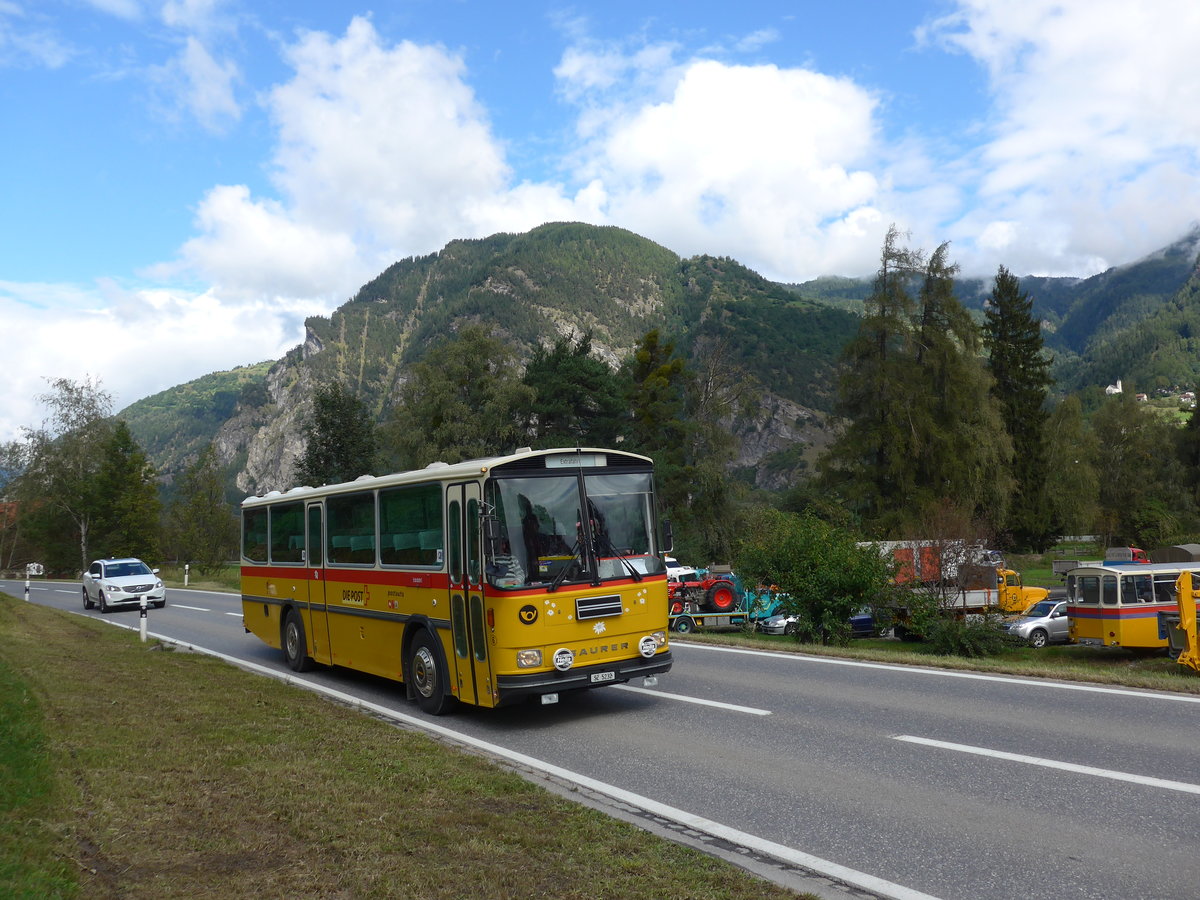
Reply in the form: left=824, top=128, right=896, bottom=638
left=919, top=611, right=1020, bottom=657
left=734, top=508, right=901, bottom=646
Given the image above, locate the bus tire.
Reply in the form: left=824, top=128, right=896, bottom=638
left=283, top=609, right=315, bottom=672
left=409, top=630, right=456, bottom=716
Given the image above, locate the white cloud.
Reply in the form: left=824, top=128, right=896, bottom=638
left=926, top=0, right=1200, bottom=275
left=0, top=3, right=73, bottom=68
left=161, top=0, right=223, bottom=32
left=81, top=0, right=143, bottom=20
left=149, top=35, right=240, bottom=131
left=166, top=184, right=361, bottom=301
left=0, top=279, right=317, bottom=441
left=167, top=16, right=589, bottom=302
left=559, top=52, right=891, bottom=279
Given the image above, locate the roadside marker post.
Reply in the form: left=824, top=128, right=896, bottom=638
left=140, top=596, right=148, bottom=642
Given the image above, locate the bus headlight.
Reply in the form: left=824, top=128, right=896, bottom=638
left=516, top=649, right=542, bottom=668
left=552, top=648, right=574, bottom=671
left=651, top=630, right=666, bottom=647
left=639, top=635, right=660, bottom=658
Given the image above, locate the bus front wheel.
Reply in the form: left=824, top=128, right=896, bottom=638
left=409, top=631, right=456, bottom=716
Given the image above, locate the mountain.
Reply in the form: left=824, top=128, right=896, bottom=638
left=122, top=222, right=858, bottom=494
left=121, top=222, right=1200, bottom=497
left=791, top=226, right=1200, bottom=394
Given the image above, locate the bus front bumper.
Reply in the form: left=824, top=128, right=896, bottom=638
left=495, top=651, right=673, bottom=705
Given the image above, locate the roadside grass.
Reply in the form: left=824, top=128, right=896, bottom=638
left=158, top=564, right=240, bottom=593
left=0, top=595, right=808, bottom=900
left=682, top=628, right=1200, bottom=694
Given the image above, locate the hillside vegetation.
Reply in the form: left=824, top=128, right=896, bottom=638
left=116, top=222, right=1200, bottom=498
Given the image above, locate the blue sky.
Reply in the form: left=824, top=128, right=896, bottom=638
left=3, top=0, right=1199, bottom=440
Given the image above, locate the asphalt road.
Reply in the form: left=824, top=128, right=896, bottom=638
left=6, top=578, right=1200, bottom=900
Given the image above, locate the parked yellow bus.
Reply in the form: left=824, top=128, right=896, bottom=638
left=1065, top=562, right=1200, bottom=650
left=240, top=447, right=672, bottom=713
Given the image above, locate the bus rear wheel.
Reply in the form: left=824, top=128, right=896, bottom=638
left=283, top=609, right=315, bottom=672
left=409, top=631, right=456, bottom=716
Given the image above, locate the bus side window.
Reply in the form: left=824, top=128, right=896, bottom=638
left=270, top=501, right=305, bottom=564
left=1078, top=575, right=1099, bottom=604
left=243, top=508, right=268, bottom=562
left=1102, top=575, right=1118, bottom=605
left=1121, top=576, right=1140, bottom=603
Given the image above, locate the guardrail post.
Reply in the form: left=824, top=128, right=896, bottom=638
left=140, top=596, right=148, bottom=643
left=24, top=578, right=29, bottom=601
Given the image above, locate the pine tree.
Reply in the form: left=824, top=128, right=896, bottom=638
left=983, top=266, right=1055, bottom=550
left=816, top=226, right=923, bottom=529
left=522, top=332, right=624, bottom=447
left=296, top=381, right=380, bottom=487
left=380, top=325, right=533, bottom=471
left=92, top=420, right=161, bottom=561
left=817, top=229, right=1011, bottom=535
left=167, top=444, right=237, bottom=574
left=1042, top=395, right=1098, bottom=537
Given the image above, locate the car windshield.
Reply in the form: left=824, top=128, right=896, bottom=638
left=485, top=471, right=665, bottom=589
left=104, top=561, right=151, bottom=578
left=1026, top=599, right=1057, bottom=617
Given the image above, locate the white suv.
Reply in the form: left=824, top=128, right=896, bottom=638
left=82, top=558, right=165, bottom=613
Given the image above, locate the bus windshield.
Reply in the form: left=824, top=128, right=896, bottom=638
left=485, top=471, right=665, bottom=589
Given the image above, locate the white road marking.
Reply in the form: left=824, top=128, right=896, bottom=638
left=676, top=641, right=1200, bottom=703
left=614, top=683, right=771, bottom=715
left=170, top=604, right=210, bottom=612
left=895, top=735, right=1200, bottom=795
left=225, top=612, right=243, bottom=617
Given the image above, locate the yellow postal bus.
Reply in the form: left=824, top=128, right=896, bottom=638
left=240, top=447, right=672, bottom=713
left=1065, top=562, right=1200, bottom=650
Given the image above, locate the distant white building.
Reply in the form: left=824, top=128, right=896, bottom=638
left=1105, top=379, right=1123, bottom=395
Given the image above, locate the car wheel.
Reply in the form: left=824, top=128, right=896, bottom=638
left=673, top=616, right=695, bottom=634
left=1028, top=628, right=1048, bottom=649
left=282, top=609, right=315, bottom=672
left=98, top=592, right=109, bottom=614
left=155, top=600, right=166, bottom=609
left=784, top=621, right=798, bottom=636
left=83, top=586, right=93, bottom=610
left=408, top=630, right=455, bottom=715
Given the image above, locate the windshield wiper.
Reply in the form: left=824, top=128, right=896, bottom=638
left=547, top=540, right=585, bottom=592
left=595, top=532, right=643, bottom=582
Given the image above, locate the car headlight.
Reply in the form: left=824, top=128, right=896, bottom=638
left=155, top=580, right=163, bottom=589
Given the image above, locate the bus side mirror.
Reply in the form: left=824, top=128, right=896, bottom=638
left=662, top=519, right=674, bottom=554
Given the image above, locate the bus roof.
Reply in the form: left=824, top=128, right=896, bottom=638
left=240, top=446, right=653, bottom=508
left=1066, top=562, right=1200, bottom=576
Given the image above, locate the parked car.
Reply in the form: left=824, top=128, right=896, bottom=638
left=758, top=607, right=879, bottom=638
left=82, top=557, right=165, bottom=613
left=1004, top=598, right=1069, bottom=648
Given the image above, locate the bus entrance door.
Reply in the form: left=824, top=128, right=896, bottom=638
left=447, top=482, right=494, bottom=707
left=305, top=502, right=332, bottom=664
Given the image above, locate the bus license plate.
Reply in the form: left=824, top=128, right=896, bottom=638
left=590, top=671, right=616, bottom=683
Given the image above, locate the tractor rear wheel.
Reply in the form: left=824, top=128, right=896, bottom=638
left=705, top=582, right=737, bottom=612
